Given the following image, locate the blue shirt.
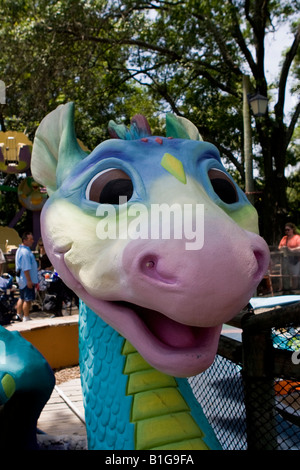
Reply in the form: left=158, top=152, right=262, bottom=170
left=15, top=245, right=38, bottom=289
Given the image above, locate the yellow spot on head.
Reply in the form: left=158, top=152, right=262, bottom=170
left=161, top=153, right=186, bottom=184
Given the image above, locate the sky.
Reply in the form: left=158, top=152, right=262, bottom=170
left=264, top=21, right=298, bottom=117
left=263, top=22, right=299, bottom=175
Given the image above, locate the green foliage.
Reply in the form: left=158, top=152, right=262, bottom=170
left=0, top=172, right=32, bottom=234
left=0, top=0, right=167, bottom=148
left=286, top=169, right=300, bottom=226
left=0, top=0, right=299, bottom=243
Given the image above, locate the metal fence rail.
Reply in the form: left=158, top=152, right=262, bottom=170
left=190, top=302, right=300, bottom=450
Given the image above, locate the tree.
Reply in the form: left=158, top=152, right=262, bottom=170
left=0, top=0, right=299, bottom=243
left=0, top=0, right=162, bottom=146
left=104, top=0, right=300, bottom=243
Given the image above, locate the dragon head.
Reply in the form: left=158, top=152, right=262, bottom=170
left=31, top=103, right=269, bottom=377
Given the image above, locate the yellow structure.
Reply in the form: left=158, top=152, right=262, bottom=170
left=0, top=226, right=21, bottom=253
left=6, top=316, right=79, bottom=369
left=0, top=131, right=32, bottom=173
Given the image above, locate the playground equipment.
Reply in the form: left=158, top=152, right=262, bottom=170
left=0, top=131, right=31, bottom=174
left=0, top=131, right=47, bottom=247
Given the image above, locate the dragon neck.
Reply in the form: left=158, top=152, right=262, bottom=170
left=78, top=301, right=221, bottom=450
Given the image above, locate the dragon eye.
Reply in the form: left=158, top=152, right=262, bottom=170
left=208, top=168, right=238, bottom=204
left=86, top=168, right=133, bottom=204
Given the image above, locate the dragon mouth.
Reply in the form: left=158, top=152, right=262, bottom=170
left=77, top=284, right=222, bottom=376
left=112, top=301, right=220, bottom=350
left=49, top=248, right=223, bottom=376
left=102, top=299, right=223, bottom=377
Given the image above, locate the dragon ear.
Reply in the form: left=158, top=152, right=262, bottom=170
left=166, top=114, right=203, bottom=141
left=31, top=102, right=87, bottom=195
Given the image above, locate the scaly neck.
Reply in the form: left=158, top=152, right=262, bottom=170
left=79, top=301, right=221, bottom=450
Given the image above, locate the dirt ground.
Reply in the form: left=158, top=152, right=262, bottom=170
left=54, top=365, right=81, bottom=385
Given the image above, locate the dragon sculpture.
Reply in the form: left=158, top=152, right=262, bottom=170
left=0, top=102, right=270, bottom=450
left=0, top=326, right=55, bottom=449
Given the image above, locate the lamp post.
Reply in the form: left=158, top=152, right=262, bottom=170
left=248, top=92, right=269, bottom=117
left=0, top=80, right=6, bottom=132
left=242, top=75, right=268, bottom=205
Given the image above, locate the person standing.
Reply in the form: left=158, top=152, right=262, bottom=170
left=15, top=232, right=38, bottom=321
left=278, top=223, right=300, bottom=290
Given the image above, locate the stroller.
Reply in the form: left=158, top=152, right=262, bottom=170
left=0, top=274, right=17, bottom=326
left=38, top=271, right=74, bottom=317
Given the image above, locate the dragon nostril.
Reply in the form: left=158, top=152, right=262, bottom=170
left=145, top=260, right=155, bottom=269
left=139, top=254, right=177, bottom=284
left=140, top=255, right=159, bottom=277
left=253, top=249, right=268, bottom=282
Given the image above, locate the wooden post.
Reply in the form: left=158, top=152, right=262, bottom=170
left=223, top=304, right=300, bottom=449
left=241, top=316, right=278, bottom=450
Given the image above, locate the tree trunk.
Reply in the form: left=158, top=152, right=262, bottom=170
left=0, top=108, right=6, bottom=132
left=261, top=176, right=288, bottom=246
left=258, top=116, right=289, bottom=246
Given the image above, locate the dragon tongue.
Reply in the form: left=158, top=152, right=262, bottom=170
left=137, top=307, right=198, bottom=348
